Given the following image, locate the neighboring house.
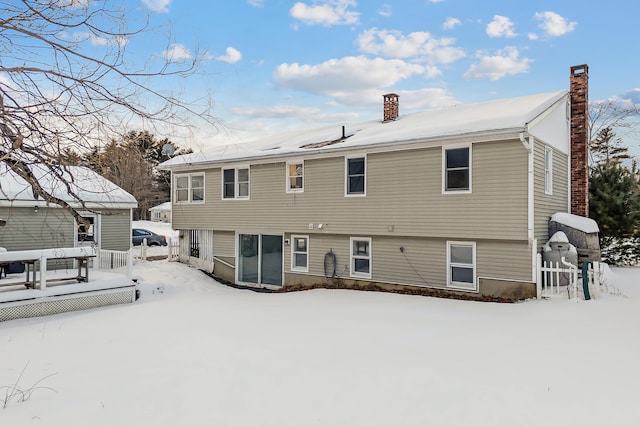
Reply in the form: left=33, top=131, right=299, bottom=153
left=159, top=65, right=590, bottom=301
left=0, top=164, right=138, bottom=253
left=149, top=201, right=172, bottom=223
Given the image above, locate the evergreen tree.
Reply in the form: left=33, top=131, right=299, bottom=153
left=589, top=126, right=631, bottom=166
left=589, top=164, right=640, bottom=238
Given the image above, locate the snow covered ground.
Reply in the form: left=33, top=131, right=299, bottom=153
left=1, top=258, right=639, bottom=426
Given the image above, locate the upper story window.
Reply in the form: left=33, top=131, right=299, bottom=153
left=174, top=173, right=205, bottom=203
left=443, top=146, right=471, bottom=193
left=223, top=167, right=250, bottom=199
left=287, top=161, right=304, bottom=193
left=346, top=156, right=366, bottom=196
left=544, top=146, right=553, bottom=195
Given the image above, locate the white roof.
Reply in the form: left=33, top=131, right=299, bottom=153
left=160, top=90, right=568, bottom=169
left=0, top=164, right=138, bottom=209
left=149, top=201, right=172, bottom=211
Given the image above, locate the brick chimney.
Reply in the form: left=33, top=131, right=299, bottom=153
left=383, top=93, right=399, bottom=122
left=570, top=64, right=589, bottom=217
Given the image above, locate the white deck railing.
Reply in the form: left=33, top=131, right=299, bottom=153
left=536, top=254, right=601, bottom=300
left=95, top=249, right=133, bottom=279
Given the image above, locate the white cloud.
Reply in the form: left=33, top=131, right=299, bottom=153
left=443, top=17, right=461, bottom=30
left=378, top=4, right=392, bottom=17
left=486, top=15, right=516, bottom=38
left=527, top=33, right=539, bottom=41
left=142, top=0, right=171, bottom=13
left=621, top=88, right=640, bottom=105
left=247, top=0, right=265, bottom=7
left=463, top=47, right=531, bottom=80
left=290, top=0, right=360, bottom=26
left=163, top=44, right=192, bottom=62
left=215, top=47, right=242, bottom=64
left=397, top=88, right=458, bottom=110
left=428, top=0, right=445, bottom=3
left=535, top=11, right=576, bottom=37
left=273, top=56, right=425, bottom=98
left=357, top=28, right=465, bottom=64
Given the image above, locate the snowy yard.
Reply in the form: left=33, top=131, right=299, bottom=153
left=1, top=259, right=639, bottom=426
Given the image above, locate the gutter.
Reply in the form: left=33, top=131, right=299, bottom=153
left=159, top=127, right=528, bottom=172
left=520, top=131, right=537, bottom=283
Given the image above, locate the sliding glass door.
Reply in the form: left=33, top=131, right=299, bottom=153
left=238, top=233, right=282, bottom=287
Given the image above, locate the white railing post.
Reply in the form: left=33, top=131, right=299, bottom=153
left=536, top=253, right=542, bottom=299
left=39, top=255, right=47, bottom=291
left=127, top=249, right=133, bottom=279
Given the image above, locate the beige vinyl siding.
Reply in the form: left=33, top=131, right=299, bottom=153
left=173, top=140, right=529, bottom=241
left=99, top=209, right=132, bottom=251
left=533, top=142, right=569, bottom=249
left=283, top=233, right=532, bottom=288
left=213, top=230, right=235, bottom=258
left=0, top=207, right=74, bottom=250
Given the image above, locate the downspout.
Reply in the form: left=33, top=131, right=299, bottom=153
left=519, top=131, right=537, bottom=283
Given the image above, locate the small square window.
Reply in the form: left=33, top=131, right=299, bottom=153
left=222, top=167, right=250, bottom=200
left=174, top=173, right=205, bottom=203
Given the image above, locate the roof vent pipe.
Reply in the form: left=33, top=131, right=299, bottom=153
left=342, top=125, right=345, bottom=139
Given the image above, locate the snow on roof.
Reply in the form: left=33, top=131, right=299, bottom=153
left=149, top=201, right=172, bottom=211
left=551, top=212, right=600, bottom=234
left=160, top=90, right=568, bottom=169
left=0, top=164, right=138, bottom=209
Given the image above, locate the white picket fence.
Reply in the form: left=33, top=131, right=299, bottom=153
left=95, top=249, right=133, bottom=279
left=536, top=253, right=601, bottom=300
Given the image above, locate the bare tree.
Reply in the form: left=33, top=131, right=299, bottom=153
left=0, top=0, right=214, bottom=224
left=589, top=98, right=639, bottom=164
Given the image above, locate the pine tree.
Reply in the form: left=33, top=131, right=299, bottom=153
left=589, top=126, right=631, bottom=166
left=589, top=164, right=640, bottom=238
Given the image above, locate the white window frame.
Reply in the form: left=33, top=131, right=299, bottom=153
left=446, top=241, right=477, bottom=291
left=286, top=160, right=304, bottom=193
left=290, top=235, right=309, bottom=273
left=544, top=146, right=553, bottom=195
left=345, top=155, right=367, bottom=197
left=350, top=237, right=372, bottom=279
left=442, top=145, right=472, bottom=194
left=222, top=166, right=250, bottom=200
left=174, top=173, right=205, bottom=204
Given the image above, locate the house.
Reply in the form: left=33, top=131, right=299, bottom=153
left=0, top=164, right=138, bottom=253
left=149, top=201, right=172, bottom=223
left=158, top=65, right=590, bottom=301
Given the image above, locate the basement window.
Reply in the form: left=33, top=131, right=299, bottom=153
left=447, top=241, right=476, bottom=291
left=350, top=237, right=371, bottom=279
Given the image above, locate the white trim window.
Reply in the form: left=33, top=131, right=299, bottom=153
left=345, top=156, right=366, bottom=196
left=447, top=241, right=477, bottom=291
left=443, top=146, right=471, bottom=193
left=174, top=173, right=205, bottom=203
left=222, top=167, right=250, bottom=199
left=544, top=146, right=553, bottom=195
left=291, top=235, right=309, bottom=272
left=286, top=161, right=304, bottom=193
left=350, top=237, right=372, bottom=279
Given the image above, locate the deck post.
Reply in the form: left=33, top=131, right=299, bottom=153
left=39, top=256, right=47, bottom=291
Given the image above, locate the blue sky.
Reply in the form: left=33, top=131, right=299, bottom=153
left=130, top=0, right=638, bottom=148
